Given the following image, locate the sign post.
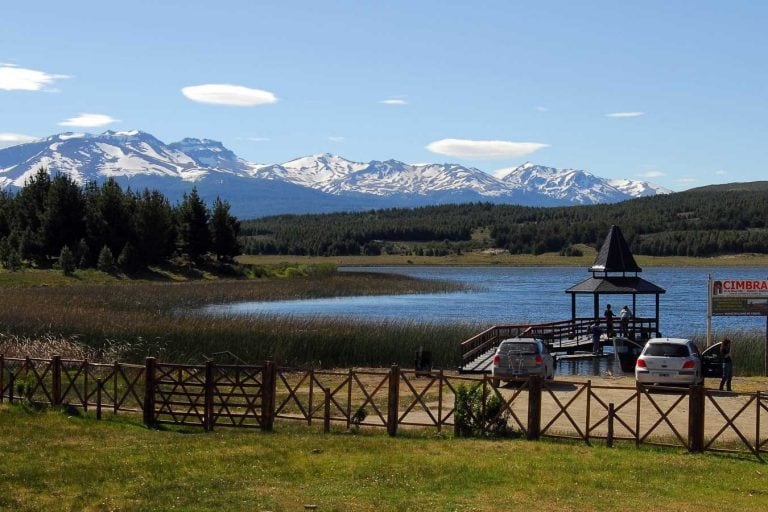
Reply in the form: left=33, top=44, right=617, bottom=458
left=709, top=278, right=768, bottom=376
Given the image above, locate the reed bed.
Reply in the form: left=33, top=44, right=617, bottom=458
left=0, top=272, right=474, bottom=367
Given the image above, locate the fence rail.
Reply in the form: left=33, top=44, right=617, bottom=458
left=1, top=355, right=765, bottom=459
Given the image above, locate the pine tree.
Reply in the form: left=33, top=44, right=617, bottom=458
left=209, top=197, right=240, bottom=262
left=97, top=245, right=115, bottom=273
left=57, top=245, right=76, bottom=275
left=176, top=188, right=210, bottom=263
left=117, top=242, right=139, bottom=273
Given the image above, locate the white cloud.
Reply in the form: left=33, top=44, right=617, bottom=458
left=675, top=177, right=698, bottom=184
left=426, top=138, right=549, bottom=159
left=240, top=136, right=270, bottom=142
left=59, top=113, right=119, bottom=128
left=606, top=112, right=645, bottom=118
left=715, top=170, right=727, bottom=176
left=328, top=136, right=345, bottom=143
left=0, top=64, right=69, bottom=91
left=0, top=132, right=39, bottom=148
left=535, top=106, right=548, bottom=112
left=639, top=170, right=665, bottom=178
left=181, top=84, right=277, bottom=106
left=380, top=98, right=408, bottom=105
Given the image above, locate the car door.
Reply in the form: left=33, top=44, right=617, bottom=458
left=701, top=342, right=723, bottom=378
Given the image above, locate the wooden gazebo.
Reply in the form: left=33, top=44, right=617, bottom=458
left=566, top=225, right=665, bottom=339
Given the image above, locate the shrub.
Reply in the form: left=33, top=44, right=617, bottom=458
left=454, top=382, right=510, bottom=437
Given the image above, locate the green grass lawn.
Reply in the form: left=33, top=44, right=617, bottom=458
left=1, top=405, right=765, bottom=512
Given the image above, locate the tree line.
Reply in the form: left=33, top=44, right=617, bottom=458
left=0, top=169, right=241, bottom=273
left=239, top=187, right=768, bottom=257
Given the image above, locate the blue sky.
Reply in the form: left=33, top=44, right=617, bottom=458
left=1, top=1, right=766, bottom=190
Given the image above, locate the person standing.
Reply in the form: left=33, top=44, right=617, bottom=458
left=604, top=304, right=614, bottom=338
left=590, top=323, right=602, bottom=355
left=619, top=305, right=632, bottom=336
left=719, top=338, right=733, bottom=391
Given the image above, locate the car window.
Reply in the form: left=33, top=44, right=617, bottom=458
left=644, top=343, right=690, bottom=357
left=500, top=342, right=538, bottom=355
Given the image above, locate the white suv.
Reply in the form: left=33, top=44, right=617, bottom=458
left=635, top=338, right=703, bottom=386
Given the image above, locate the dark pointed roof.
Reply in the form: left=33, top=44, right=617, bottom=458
left=566, top=276, right=665, bottom=295
left=589, top=225, right=641, bottom=273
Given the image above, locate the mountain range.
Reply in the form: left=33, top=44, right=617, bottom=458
left=0, top=130, right=672, bottom=218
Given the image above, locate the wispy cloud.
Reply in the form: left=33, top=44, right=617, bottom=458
left=0, top=63, right=69, bottom=91
left=328, top=136, right=346, bottom=143
left=426, top=138, right=549, bottom=159
left=239, top=136, right=270, bottom=142
left=380, top=98, right=408, bottom=105
left=181, top=84, right=277, bottom=106
left=715, top=170, right=727, bottom=176
left=535, top=106, right=548, bottom=112
left=675, top=177, right=698, bottom=184
left=59, top=113, right=119, bottom=128
left=0, top=132, right=39, bottom=148
left=606, top=111, right=645, bottom=118
left=639, top=170, right=665, bottom=178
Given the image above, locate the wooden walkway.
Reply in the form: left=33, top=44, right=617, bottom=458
left=459, top=318, right=657, bottom=373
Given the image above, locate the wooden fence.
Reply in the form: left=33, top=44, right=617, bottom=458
left=1, top=355, right=766, bottom=459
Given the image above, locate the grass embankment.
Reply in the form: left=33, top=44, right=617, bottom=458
left=0, top=267, right=475, bottom=367
left=0, top=405, right=765, bottom=512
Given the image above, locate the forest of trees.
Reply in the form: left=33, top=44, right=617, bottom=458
left=0, top=169, right=241, bottom=273
left=240, top=187, right=768, bottom=258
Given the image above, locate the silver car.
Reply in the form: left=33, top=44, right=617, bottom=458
left=635, top=337, right=704, bottom=386
left=491, top=338, right=555, bottom=386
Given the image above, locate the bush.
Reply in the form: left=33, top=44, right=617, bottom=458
left=454, top=382, right=510, bottom=437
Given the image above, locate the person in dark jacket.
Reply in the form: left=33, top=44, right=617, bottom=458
left=604, top=304, right=614, bottom=337
left=719, top=338, right=733, bottom=391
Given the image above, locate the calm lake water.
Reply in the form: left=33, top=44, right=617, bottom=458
left=203, top=266, right=768, bottom=338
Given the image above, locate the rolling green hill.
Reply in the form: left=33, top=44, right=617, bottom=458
left=240, top=185, right=768, bottom=258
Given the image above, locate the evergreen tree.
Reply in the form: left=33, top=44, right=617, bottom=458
left=117, top=242, right=139, bottom=273
left=41, top=173, right=86, bottom=257
left=176, top=188, right=210, bottom=262
left=76, top=238, right=92, bottom=269
left=135, top=190, right=176, bottom=265
left=209, top=197, right=240, bottom=262
left=97, top=245, right=115, bottom=273
left=57, top=245, right=76, bottom=275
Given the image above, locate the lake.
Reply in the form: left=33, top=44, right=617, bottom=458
left=202, top=266, right=768, bottom=338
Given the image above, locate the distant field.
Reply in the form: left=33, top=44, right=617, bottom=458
left=238, top=249, right=768, bottom=267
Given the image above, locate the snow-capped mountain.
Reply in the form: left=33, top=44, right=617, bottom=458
left=494, top=162, right=672, bottom=204
left=0, top=130, right=671, bottom=217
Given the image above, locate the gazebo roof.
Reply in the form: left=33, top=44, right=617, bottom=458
left=566, top=276, right=666, bottom=295
left=589, top=225, right=641, bottom=273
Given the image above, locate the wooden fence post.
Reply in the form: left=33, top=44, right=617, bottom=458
left=96, top=378, right=103, bottom=420
left=8, top=373, right=14, bottom=404
left=52, top=355, right=62, bottom=406
left=688, top=384, right=705, bottom=453
left=527, top=375, right=542, bottom=440
left=143, top=357, right=156, bottom=427
left=0, top=355, right=4, bottom=403
left=261, top=361, right=277, bottom=431
left=323, top=388, right=331, bottom=433
left=607, top=402, right=615, bottom=448
left=204, top=361, right=215, bottom=432
left=387, top=364, right=400, bottom=437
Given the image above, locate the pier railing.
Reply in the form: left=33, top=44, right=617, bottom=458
left=459, top=317, right=659, bottom=369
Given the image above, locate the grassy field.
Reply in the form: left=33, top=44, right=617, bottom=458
left=0, top=404, right=765, bottom=512
left=238, top=248, right=768, bottom=267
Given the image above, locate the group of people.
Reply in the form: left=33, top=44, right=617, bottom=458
left=590, top=303, right=632, bottom=354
